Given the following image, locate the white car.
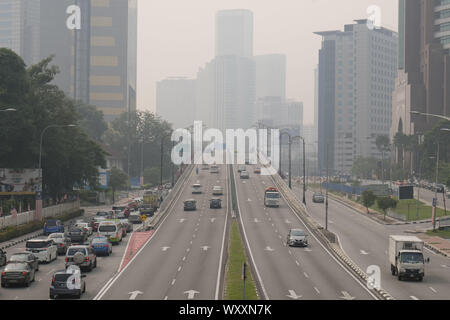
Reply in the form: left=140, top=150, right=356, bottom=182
left=212, top=186, right=223, bottom=195
left=192, top=184, right=202, bottom=194
left=25, top=239, right=58, bottom=263
left=75, top=222, right=93, bottom=236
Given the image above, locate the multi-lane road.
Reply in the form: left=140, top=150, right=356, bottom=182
left=233, top=165, right=375, bottom=300
left=96, top=164, right=229, bottom=300
left=1, top=164, right=450, bottom=300
left=293, top=184, right=450, bottom=300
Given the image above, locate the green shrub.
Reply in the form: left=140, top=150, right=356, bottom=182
left=0, top=209, right=84, bottom=243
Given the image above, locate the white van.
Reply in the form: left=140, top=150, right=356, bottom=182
left=98, top=220, right=123, bottom=245
left=192, top=184, right=202, bottom=194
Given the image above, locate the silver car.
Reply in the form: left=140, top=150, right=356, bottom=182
left=287, top=229, right=308, bottom=247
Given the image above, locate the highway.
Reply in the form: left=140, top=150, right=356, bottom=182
left=234, top=165, right=376, bottom=300
left=0, top=203, right=138, bottom=300
left=96, top=164, right=229, bottom=300
left=294, top=184, right=450, bottom=300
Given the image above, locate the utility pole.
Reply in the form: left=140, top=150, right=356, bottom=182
left=432, top=134, right=440, bottom=231
left=303, top=138, right=306, bottom=205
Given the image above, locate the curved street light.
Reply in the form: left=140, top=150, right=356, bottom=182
left=0, top=108, right=16, bottom=112
left=410, top=111, right=450, bottom=122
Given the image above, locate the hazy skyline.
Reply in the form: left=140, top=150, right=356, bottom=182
left=137, top=0, right=397, bottom=125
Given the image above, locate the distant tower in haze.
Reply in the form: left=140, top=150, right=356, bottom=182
left=215, top=9, right=253, bottom=58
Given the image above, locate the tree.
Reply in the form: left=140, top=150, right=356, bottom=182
left=0, top=52, right=106, bottom=200
left=376, top=135, right=390, bottom=153
left=109, top=167, right=128, bottom=204
left=376, top=197, right=398, bottom=220
left=75, top=101, right=108, bottom=142
left=144, top=167, right=160, bottom=187
left=361, top=190, right=377, bottom=213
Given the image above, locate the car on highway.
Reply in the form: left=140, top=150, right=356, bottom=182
left=43, top=219, right=65, bottom=235
left=436, top=184, right=446, bottom=193
left=128, top=212, right=142, bottom=224
left=92, top=217, right=106, bottom=232
left=192, top=183, right=202, bottom=194
left=48, top=233, right=71, bottom=255
left=1, top=262, right=35, bottom=287
left=90, top=236, right=112, bottom=256
left=210, top=165, right=219, bottom=173
left=65, top=245, right=97, bottom=272
left=210, top=198, right=222, bottom=209
left=254, top=167, right=261, bottom=174
left=7, top=252, right=39, bottom=272
left=75, top=222, right=93, bottom=237
left=25, top=239, right=58, bottom=263
left=238, top=165, right=246, bottom=173
left=286, top=229, right=308, bottom=247
left=118, top=217, right=133, bottom=233
left=98, top=220, right=123, bottom=245
left=184, top=199, right=197, bottom=211
left=212, top=186, right=223, bottom=195
left=96, top=211, right=110, bottom=217
left=67, top=226, right=88, bottom=244
left=312, top=192, right=325, bottom=203
left=240, top=171, right=250, bottom=179
left=49, top=265, right=86, bottom=299
left=0, top=249, right=6, bottom=267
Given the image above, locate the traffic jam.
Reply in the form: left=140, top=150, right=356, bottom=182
left=0, top=196, right=158, bottom=299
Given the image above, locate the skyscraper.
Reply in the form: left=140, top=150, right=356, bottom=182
left=316, top=20, right=398, bottom=175
left=391, top=0, right=450, bottom=170
left=215, top=9, right=253, bottom=58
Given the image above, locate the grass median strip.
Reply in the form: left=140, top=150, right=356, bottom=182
left=225, top=220, right=258, bottom=300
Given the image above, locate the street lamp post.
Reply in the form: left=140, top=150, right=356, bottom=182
left=160, top=132, right=173, bottom=187
left=432, top=128, right=450, bottom=231
left=325, top=142, right=329, bottom=231
left=0, top=108, right=16, bottom=112
left=292, top=136, right=306, bottom=205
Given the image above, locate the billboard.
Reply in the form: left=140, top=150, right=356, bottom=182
left=0, top=169, right=42, bottom=195
left=398, top=185, right=414, bottom=200
left=98, top=169, right=110, bottom=190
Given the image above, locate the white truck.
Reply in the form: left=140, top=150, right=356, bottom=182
left=389, top=235, right=429, bottom=281
left=264, top=187, right=280, bottom=207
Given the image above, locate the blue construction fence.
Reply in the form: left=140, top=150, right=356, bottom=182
left=321, top=183, right=388, bottom=196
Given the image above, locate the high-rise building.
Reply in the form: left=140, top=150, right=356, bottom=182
left=215, top=9, right=253, bottom=58
left=156, top=77, right=196, bottom=130
left=0, top=0, right=40, bottom=66
left=391, top=0, right=450, bottom=170
left=316, top=20, right=398, bottom=175
left=0, top=0, right=137, bottom=121
left=254, top=54, right=286, bottom=101
left=89, top=0, right=137, bottom=121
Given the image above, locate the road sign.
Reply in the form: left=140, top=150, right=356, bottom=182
left=398, top=185, right=414, bottom=200
left=141, top=215, right=147, bottom=222
left=432, top=198, right=438, bottom=207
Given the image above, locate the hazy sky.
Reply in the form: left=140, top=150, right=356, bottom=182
left=136, top=0, right=397, bottom=125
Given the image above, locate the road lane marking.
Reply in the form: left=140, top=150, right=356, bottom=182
left=429, top=287, right=437, bottom=293
left=128, top=291, right=143, bottom=300
left=340, top=291, right=355, bottom=300
left=360, top=250, right=369, bottom=255
left=295, top=260, right=300, bottom=266
left=286, top=290, right=302, bottom=299
left=303, top=272, right=309, bottom=278
left=410, top=296, right=419, bottom=300
left=264, top=246, right=275, bottom=252
left=182, top=256, right=186, bottom=261
left=161, top=247, right=170, bottom=252
left=314, top=287, right=321, bottom=295
left=171, top=279, right=176, bottom=286
left=184, top=290, right=199, bottom=299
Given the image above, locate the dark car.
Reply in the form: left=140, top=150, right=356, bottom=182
left=43, top=219, right=64, bottom=236
left=0, top=249, right=6, bottom=267
left=49, top=265, right=86, bottom=299
left=8, top=252, right=39, bottom=272
left=141, top=205, right=156, bottom=217
left=312, top=192, right=325, bottom=203
left=210, top=198, right=222, bottom=209
left=286, top=229, right=308, bottom=247
left=184, top=200, right=197, bottom=211
left=66, top=226, right=88, bottom=244
left=436, top=184, right=446, bottom=193
left=1, top=262, right=35, bottom=287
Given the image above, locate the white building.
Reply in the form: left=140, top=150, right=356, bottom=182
left=316, top=20, right=398, bottom=175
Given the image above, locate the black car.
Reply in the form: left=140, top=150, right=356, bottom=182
left=8, top=252, right=39, bottom=272
left=50, top=266, right=86, bottom=299
left=312, top=192, right=325, bottom=203
left=66, top=226, right=88, bottom=244
left=0, top=249, right=6, bottom=267
left=184, top=200, right=197, bottom=211
left=1, top=262, right=35, bottom=287
left=210, top=198, right=222, bottom=209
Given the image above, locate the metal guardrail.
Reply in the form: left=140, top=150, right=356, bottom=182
left=269, top=171, right=394, bottom=300
left=138, top=165, right=194, bottom=232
